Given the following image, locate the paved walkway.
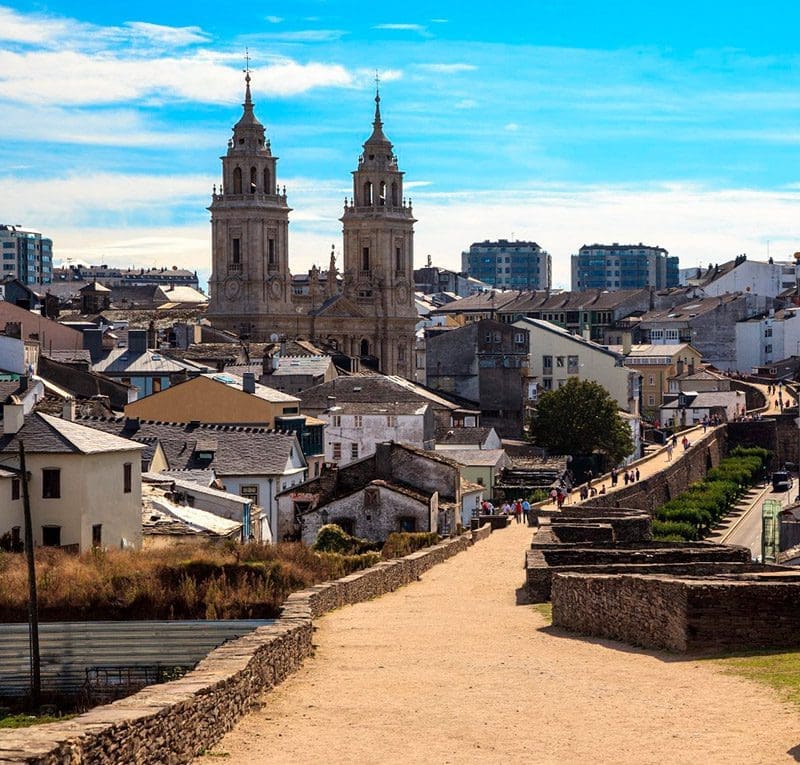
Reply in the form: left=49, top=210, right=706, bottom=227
left=197, top=521, right=799, bottom=764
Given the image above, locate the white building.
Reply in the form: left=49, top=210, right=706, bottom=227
left=683, top=257, right=798, bottom=299
left=1, top=407, right=143, bottom=552
left=319, top=401, right=435, bottom=466
left=736, top=307, right=800, bottom=372
left=513, top=317, right=640, bottom=415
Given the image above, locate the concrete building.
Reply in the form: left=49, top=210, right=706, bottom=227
left=425, top=319, right=529, bottom=437
left=413, top=265, right=491, bottom=297
left=461, top=240, right=551, bottom=291
left=52, top=265, right=200, bottom=290
left=512, top=317, right=640, bottom=416
left=0, top=406, right=143, bottom=552
left=0, top=300, right=84, bottom=352
left=636, top=293, right=771, bottom=371
left=660, top=390, right=746, bottom=427
left=571, top=243, right=678, bottom=291
left=736, top=307, right=800, bottom=373
left=0, top=225, right=53, bottom=286
left=207, top=74, right=417, bottom=376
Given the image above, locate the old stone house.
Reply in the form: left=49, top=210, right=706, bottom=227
left=276, top=442, right=484, bottom=544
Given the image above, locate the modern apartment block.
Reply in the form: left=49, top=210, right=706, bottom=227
left=571, top=243, right=678, bottom=291
left=0, top=225, right=53, bottom=285
left=461, top=239, right=551, bottom=291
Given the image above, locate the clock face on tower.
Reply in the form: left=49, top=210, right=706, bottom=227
left=224, top=276, right=242, bottom=301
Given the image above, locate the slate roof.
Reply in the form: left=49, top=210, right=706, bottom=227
left=74, top=416, right=302, bottom=476
left=660, top=391, right=744, bottom=410
left=514, top=317, right=622, bottom=360
left=637, top=294, right=742, bottom=323
left=436, top=448, right=510, bottom=467
left=327, top=401, right=428, bottom=415
left=200, top=372, right=301, bottom=404
left=93, top=349, right=200, bottom=375
left=434, top=426, right=495, bottom=446
left=40, top=349, right=92, bottom=365
left=0, top=412, right=144, bottom=455
left=431, top=290, right=521, bottom=314
left=299, top=374, right=471, bottom=414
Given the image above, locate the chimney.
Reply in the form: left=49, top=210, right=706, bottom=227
left=82, top=327, right=104, bottom=363
left=62, top=398, right=76, bottom=421
left=622, top=332, right=632, bottom=356
left=123, top=416, right=140, bottom=433
left=18, top=375, right=28, bottom=393
left=3, top=402, right=24, bottom=435
left=262, top=352, right=274, bottom=377
left=128, top=329, right=148, bottom=354
left=243, top=372, right=256, bottom=394
left=375, top=442, right=392, bottom=479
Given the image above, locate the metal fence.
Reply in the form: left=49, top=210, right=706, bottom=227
left=0, top=620, right=272, bottom=698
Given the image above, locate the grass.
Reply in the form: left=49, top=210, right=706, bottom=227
left=532, top=603, right=552, bottom=623
left=0, top=714, right=75, bottom=728
left=712, top=651, right=800, bottom=708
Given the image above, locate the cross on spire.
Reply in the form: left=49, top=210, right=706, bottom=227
left=244, top=48, right=251, bottom=78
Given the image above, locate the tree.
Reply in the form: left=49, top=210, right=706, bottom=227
left=529, top=378, right=633, bottom=463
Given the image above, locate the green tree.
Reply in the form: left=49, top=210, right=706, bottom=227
left=529, top=378, right=633, bottom=463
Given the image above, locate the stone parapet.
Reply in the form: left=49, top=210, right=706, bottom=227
left=0, top=526, right=490, bottom=764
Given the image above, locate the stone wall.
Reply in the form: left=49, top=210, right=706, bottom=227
left=0, top=527, right=491, bottom=764
left=551, top=523, right=614, bottom=543
left=577, top=428, right=725, bottom=514
left=552, top=571, right=800, bottom=653
left=544, top=507, right=652, bottom=543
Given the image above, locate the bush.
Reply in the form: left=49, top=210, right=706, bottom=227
left=652, top=519, right=698, bottom=541
left=382, top=532, right=440, bottom=559
left=311, top=524, right=378, bottom=555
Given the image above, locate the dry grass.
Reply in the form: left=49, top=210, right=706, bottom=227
left=713, top=650, right=800, bottom=708
left=0, top=542, right=371, bottom=621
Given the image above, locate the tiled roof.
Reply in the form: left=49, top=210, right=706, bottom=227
left=431, top=290, right=521, bottom=313
left=74, top=416, right=302, bottom=476
left=0, top=413, right=143, bottom=455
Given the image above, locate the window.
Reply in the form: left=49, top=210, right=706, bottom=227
left=123, top=463, right=132, bottom=494
left=11, top=478, right=20, bottom=500
left=332, top=442, right=342, bottom=461
left=765, top=344, right=773, bottom=354
left=232, top=238, right=241, bottom=264
left=42, top=468, right=60, bottom=499
left=41, top=525, right=61, bottom=546
left=250, top=166, right=257, bottom=193
left=568, top=355, right=579, bottom=374
left=556, top=356, right=565, bottom=368
left=92, top=524, right=102, bottom=547
left=542, top=355, right=553, bottom=370
left=395, top=247, right=402, bottom=272
left=362, top=246, right=370, bottom=271
left=351, top=443, right=359, bottom=460
left=263, top=168, right=271, bottom=193
left=268, top=238, right=276, bottom=265
left=765, top=327, right=773, bottom=338
left=387, top=415, right=397, bottom=426
left=648, top=375, right=655, bottom=386
left=650, top=329, right=664, bottom=341
left=398, top=345, right=405, bottom=362
left=647, top=394, right=655, bottom=406
left=152, top=378, right=162, bottom=394
left=399, top=516, right=417, bottom=532
left=363, top=181, right=373, bottom=205
left=233, top=167, right=242, bottom=194
left=241, top=485, right=259, bottom=506
left=353, top=415, right=363, bottom=428
left=364, top=487, right=379, bottom=508
left=332, top=415, right=342, bottom=427
left=541, top=378, right=553, bottom=390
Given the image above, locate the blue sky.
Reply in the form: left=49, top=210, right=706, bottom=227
left=3, top=1, right=800, bottom=289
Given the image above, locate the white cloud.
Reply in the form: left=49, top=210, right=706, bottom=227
left=124, top=21, right=210, bottom=47
left=0, top=5, right=71, bottom=44
left=417, top=63, right=477, bottom=73
left=374, top=23, right=426, bottom=31
left=265, top=16, right=283, bottom=24
left=505, top=122, right=520, bottom=131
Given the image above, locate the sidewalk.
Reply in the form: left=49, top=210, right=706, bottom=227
left=197, top=520, right=798, bottom=764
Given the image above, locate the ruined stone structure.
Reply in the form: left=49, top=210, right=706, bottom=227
left=207, top=73, right=416, bottom=376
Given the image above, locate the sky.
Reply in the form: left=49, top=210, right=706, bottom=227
left=3, top=1, right=800, bottom=290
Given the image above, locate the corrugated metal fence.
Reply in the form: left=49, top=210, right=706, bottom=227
left=0, top=620, right=271, bottom=698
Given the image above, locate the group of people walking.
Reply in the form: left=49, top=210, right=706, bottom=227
left=610, top=466, right=640, bottom=487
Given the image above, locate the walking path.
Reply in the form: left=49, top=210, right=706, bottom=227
left=197, top=521, right=799, bottom=764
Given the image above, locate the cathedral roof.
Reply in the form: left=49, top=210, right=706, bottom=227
left=364, top=91, right=392, bottom=149
left=234, top=71, right=264, bottom=131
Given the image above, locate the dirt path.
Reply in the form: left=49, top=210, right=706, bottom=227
left=196, top=522, right=799, bottom=764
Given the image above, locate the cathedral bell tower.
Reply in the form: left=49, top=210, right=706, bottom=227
left=339, top=87, right=417, bottom=374
left=207, top=67, right=293, bottom=335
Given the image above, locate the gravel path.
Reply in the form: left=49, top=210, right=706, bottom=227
left=196, top=521, right=800, bottom=764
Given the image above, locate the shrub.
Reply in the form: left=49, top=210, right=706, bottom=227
left=382, top=532, right=439, bottom=559
left=652, top=519, right=698, bottom=541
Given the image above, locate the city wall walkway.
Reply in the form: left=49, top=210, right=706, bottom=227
left=197, top=520, right=799, bottom=764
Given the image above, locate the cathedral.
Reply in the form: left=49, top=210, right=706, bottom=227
left=207, top=71, right=417, bottom=377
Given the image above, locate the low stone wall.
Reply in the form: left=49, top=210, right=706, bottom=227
left=552, top=571, right=800, bottom=653
left=536, top=506, right=652, bottom=544
left=551, top=522, right=614, bottom=544
left=0, top=527, right=491, bottom=764
left=525, top=542, right=751, bottom=602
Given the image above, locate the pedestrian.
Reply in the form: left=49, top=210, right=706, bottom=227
left=672, top=433, right=678, bottom=448
left=624, top=471, right=630, bottom=486
left=522, top=497, right=531, bottom=525
left=682, top=436, right=690, bottom=451
left=611, top=467, right=618, bottom=486
left=666, top=443, right=673, bottom=461
left=599, top=484, right=606, bottom=495
left=702, top=416, right=708, bottom=433
left=635, top=467, right=640, bottom=482
left=514, top=499, right=523, bottom=524
left=550, top=488, right=558, bottom=505
left=556, top=489, right=565, bottom=509
left=501, top=501, right=511, bottom=515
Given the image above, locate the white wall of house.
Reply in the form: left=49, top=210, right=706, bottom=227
left=321, top=409, right=429, bottom=466
left=0, top=335, right=25, bottom=374
left=1, top=449, right=143, bottom=551
left=461, top=487, right=484, bottom=528
left=701, top=260, right=797, bottom=299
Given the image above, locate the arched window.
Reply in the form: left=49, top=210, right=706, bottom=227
left=391, top=182, right=399, bottom=206
left=360, top=339, right=370, bottom=357
left=263, top=168, right=271, bottom=194
left=250, top=167, right=257, bottom=193
left=363, top=181, right=373, bottom=206
left=379, top=181, right=386, bottom=206
left=233, top=167, right=242, bottom=194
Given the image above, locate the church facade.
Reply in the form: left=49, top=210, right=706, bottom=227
left=207, top=73, right=417, bottom=377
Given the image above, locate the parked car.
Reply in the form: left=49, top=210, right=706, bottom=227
left=772, top=470, right=792, bottom=492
